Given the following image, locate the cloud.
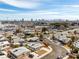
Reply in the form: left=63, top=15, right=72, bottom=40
left=0, top=8, right=16, bottom=11
left=1, top=0, right=79, bottom=20
left=0, top=0, right=2, bottom=2
left=2, top=0, right=41, bottom=9
left=70, top=5, right=79, bottom=8
left=33, top=11, right=59, bottom=15
left=63, top=5, right=79, bottom=8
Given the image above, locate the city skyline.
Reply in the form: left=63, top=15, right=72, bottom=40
left=0, top=0, right=79, bottom=20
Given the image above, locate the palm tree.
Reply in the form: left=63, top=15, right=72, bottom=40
left=7, top=36, right=13, bottom=47
left=22, top=33, right=27, bottom=42
left=15, top=28, right=22, bottom=35
left=77, top=55, right=79, bottom=59
left=39, top=33, right=43, bottom=41
left=74, top=30, right=77, bottom=35
left=42, top=27, right=48, bottom=33
left=35, top=32, right=39, bottom=36
left=51, top=34, right=55, bottom=40
left=71, top=36, right=75, bottom=42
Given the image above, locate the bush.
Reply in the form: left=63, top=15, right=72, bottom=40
left=12, top=44, right=19, bottom=48
left=50, top=22, right=68, bottom=28
left=24, top=44, right=29, bottom=49
left=77, top=55, right=79, bottom=59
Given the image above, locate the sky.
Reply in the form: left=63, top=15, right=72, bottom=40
left=0, top=0, right=79, bottom=20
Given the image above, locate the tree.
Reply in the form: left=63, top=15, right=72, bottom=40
left=71, top=36, right=76, bottom=42
left=51, top=34, right=55, bottom=40
left=50, top=22, right=68, bottom=29
left=7, top=36, right=13, bottom=47
left=23, top=32, right=27, bottom=39
left=74, top=30, right=77, bottom=35
left=77, top=55, right=79, bottom=59
left=15, top=28, right=21, bottom=34
left=39, top=34, right=43, bottom=41
left=42, top=27, right=48, bottom=33
left=72, top=48, right=78, bottom=53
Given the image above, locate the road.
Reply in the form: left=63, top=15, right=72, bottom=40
left=41, top=28, right=79, bottom=59
left=41, top=39, right=68, bottom=59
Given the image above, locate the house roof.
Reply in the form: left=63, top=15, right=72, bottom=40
left=27, top=42, right=43, bottom=49
left=11, top=47, right=30, bottom=57
left=0, top=51, right=9, bottom=59
left=0, top=41, right=9, bottom=46
left=27, top=37, right=39, bottom=41
left=54, top=32, right=71, bottom=43
left=58, top=35, right=71, bottom=43
left=73, top=40, right=79, bottom=48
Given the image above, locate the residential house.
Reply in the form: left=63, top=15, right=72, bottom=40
left=0, top=40, right=10, bottom=50
left=27, top=37, right=39, bottom=42
left=2, top=24, right=17, bottom=32
left=27, top=42, right=43, bottom=51
left=0, top=51, right=9, bottom=59
left=54, top=33, right=71, bottom=44
left=24, top=28, right=35, bottom=35
left=73, top=40, right=79, bottom=48
left=12, top=36, right=25, bottom=45
left=8, top=47, right=30, bottom=59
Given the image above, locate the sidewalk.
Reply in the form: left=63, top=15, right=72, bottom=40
left=62, top=45, right=71, bottom=53
left=63, top=56, right=69, bottom=59
left=62, top=45, right=71, bottom=59
left=38, top=46, right=53, bottom=59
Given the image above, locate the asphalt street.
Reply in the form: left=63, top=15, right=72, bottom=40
left=41, top=39, right=68, bottom=59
